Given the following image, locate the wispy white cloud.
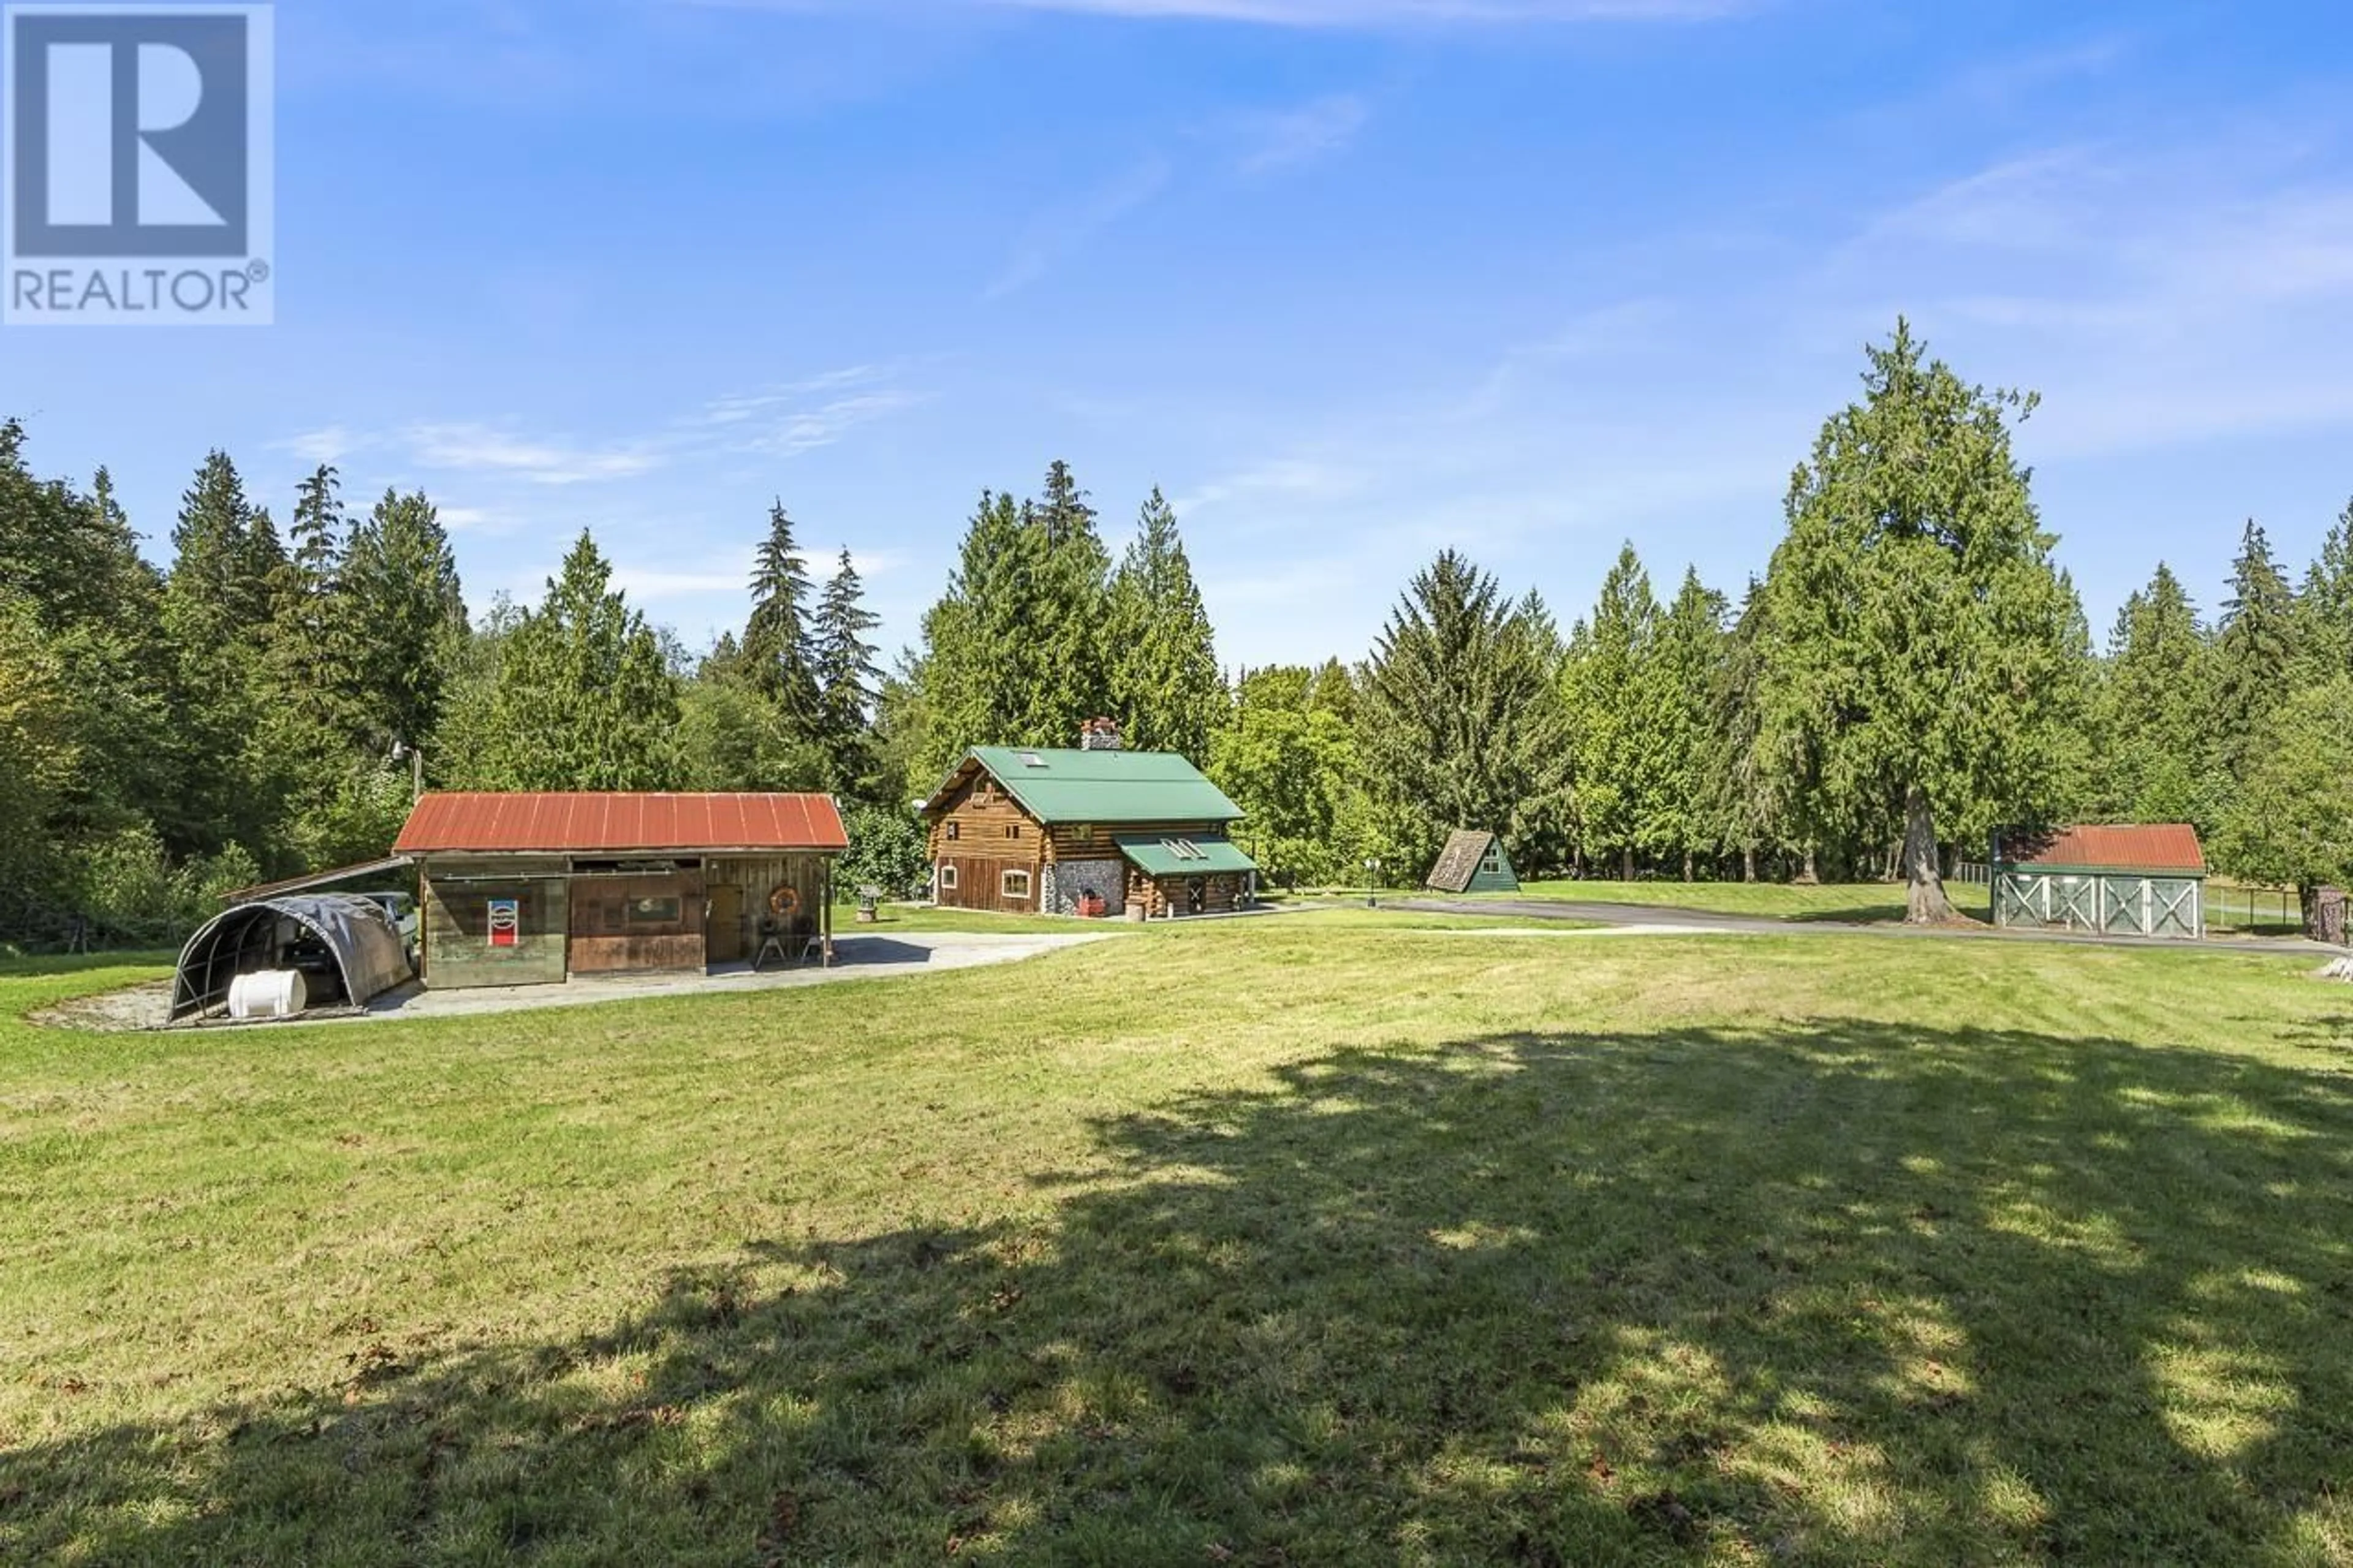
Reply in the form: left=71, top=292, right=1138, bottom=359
left=844, top=547, right=909, bottom=580
left=280, top=365, right=930, bottom=501
left=432, top=506, right=510, bottom=534
left=1170, top=456, right=1369, bottom=517
left=986, top=155, right=1173, bottom=298
left=1233, top=93, right=1370, bottom=175
left=693, top=377, right=934, bottom=456
left=1827, top=131, right=2353, bottom=458
left=404, top=423, right=667, bottom=486
left=272, top=425, right=368, bottom=466
left=613, top=556, right=759, bottom=600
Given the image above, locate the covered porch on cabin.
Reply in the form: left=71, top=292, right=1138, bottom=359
left=1116, top=833, right=1259, bottom=919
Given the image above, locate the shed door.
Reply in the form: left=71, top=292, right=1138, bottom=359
left=1994, top=873, right=2036, bottom=928
left=2102, top=877, right=2148, bottom=936
left=2052, top=876, right=2096, bottom=930
left=708, top=883, right=745, bottom=962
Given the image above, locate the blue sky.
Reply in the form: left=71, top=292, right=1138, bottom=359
left=8, top=0, right=2353, bottom=668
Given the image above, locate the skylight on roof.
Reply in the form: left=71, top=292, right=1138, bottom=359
left=1019, top=751, right=1047, bottom=768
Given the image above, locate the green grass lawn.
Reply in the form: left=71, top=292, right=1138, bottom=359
left=1495, top=879, right=1997, bottom=925
left=4, top=924, right=2351, bottom=1564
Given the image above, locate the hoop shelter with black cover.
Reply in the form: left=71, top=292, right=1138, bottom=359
left=171, top=896, right=414, bottom=1022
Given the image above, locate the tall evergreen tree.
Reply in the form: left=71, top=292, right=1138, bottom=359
left=1105, top=488, right=1221, bottom=759
left=2290, top=499, right=2353, bottom=687
left=743, top=501, right=821, bottom=726
left=2096, top=563, right=2218, bottom=830
left=913, top=490, right=1028, bottom=782
left=163, top=450, right=276, bottom=656
left=1359, top=550, right=1571, bottom=867
left=478, top=532, right=680, bottom=790
left=1561, top=544, right=1665, bottom=880
left=812, top=548, right=883, bottom=794
left=2215, top=676, right=2353, bottom=931
left=1652, top=567, right=1730, bottom=879
left=1756, top=320, right=2085, bottom=922
left=1710, top=578, right=1781, bottom=882
left=160, top=450, right=283, bottom=856
left=911, top=472, right=1116, bottom=780
left=263, top=466, right=371, bottom=768
left=1028, top=461, right=1113, bottom=735
left=813, top=550, right=882, bottom=730
left=343, top=488, right=466, bottom=757
left=2210, top=518, right=2299, bottom=785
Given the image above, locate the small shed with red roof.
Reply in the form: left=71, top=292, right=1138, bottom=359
left=393, top=792, right=849, bottom=988
left=1990, top=824, right=2207, bottom=939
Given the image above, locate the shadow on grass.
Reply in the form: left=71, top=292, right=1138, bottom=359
left=10, top=1021, right=2353, bottom=1564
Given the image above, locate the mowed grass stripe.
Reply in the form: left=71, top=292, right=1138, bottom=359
left=1, top=920, right=2349, bottom=1564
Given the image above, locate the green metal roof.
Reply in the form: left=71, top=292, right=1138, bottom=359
left=950, top=747, right=1246, bottom=826
left=1113, top=833, right=1259, bottom=877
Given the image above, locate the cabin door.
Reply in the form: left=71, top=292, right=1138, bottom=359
left=708, top=883, right=745, bottom=963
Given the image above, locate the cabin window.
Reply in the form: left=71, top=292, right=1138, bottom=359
left=938, top=865, right=959, bottom=891
left=1482, top=853, right=1503, bottom=876
left=1004, top=824, right=1021, bottom=841
left=1002, top=869, right=1033, bottom=901
left=1073, top=825, right=1094, bottom=844
left=627, top=896, right=681, bottom=925
left=945, top=821, right=961, bottom=841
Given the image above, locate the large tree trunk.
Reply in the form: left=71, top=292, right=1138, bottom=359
left=1621, top=847, right=1634, bottom=882
left=1797, top=845, right=1819, bottom=885
left=1903, top=786, right=1958, bottom=924
left=1743, top=845, right=1757, bottom=884
left=1682, top=850, right=1694, bottom=882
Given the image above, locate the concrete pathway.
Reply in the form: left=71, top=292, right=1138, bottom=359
left=340, top=930, right=1117, bottom=1023
left=1395, top=897, right=2337, bottom=957
left=66, top=931, right=1116, bottom=1032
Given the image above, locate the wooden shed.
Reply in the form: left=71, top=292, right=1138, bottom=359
left=1990, top=824, right=2207, bottom=939
left=919, top=720, right=1256, bottom=919
left=392, top=792, right=848, bottom=988
left=1425, top=830, right=1520, bottom=895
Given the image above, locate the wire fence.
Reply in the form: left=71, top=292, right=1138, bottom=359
left=2203, top=883, right=2306, bottom=936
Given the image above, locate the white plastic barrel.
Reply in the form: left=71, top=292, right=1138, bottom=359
left=227, top=969, right=308, bottom=1021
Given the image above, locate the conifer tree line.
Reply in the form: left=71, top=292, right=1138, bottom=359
left=0, top=434, right=891, bottom=943
left=5, top=322, right=2352, bottom=942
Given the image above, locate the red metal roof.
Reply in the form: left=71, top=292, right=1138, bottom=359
left=394, top=793, right=849, bottom=855
left=1993, top=823, right=2206, bottom=874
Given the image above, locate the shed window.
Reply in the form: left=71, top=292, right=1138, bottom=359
left=945, top=821, right=960, bottom=841
left=1004, top=824, right=1021, bottom=841
left=1002, top=869, right=1032, bottom=900
left=1073, top=824, right=1094, bottom=844
left=1482, top=853, right=1503, bottom=876
left=627, top=896, right=681, bottom=925
left=938, top=865, right=959, bottom=891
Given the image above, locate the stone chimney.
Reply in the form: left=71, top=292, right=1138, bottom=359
left=1080, top=716, right=1123, bottom=752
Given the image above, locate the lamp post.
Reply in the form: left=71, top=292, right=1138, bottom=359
left=1365, top=858, right=1382, bottom=909
left=390, top=741, right=424, bottom=803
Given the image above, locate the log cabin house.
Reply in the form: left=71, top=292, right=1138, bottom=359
left=392, top=792, right=848, bottom=988
left=920, top=720, right=1257, bottom=918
